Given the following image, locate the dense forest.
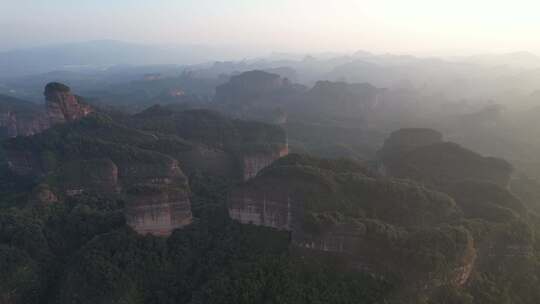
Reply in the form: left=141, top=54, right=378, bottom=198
left=0, top=171, right=392, bottom=304
left=2, top=52, right=540, bottom=304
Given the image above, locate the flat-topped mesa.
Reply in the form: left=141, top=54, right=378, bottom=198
left=229, top=155, right=459, bottom=234
left=125, top=185, right=192, bottom=236
left=45, top=82, right=93, bottom=125
left=378, top=128, right=443, bottom=160
left=378, top=128, right=513, bottom=188
left=215, top=70, right=290, bottom=107
left=131, top=107, right=289, bottom=180
left=228, top=154, right=474, bottom=287
left=307, top=81, right=383, bottom=114
left=123, top=157, right=192, bottom=236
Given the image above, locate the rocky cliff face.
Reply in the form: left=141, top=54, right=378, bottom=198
left=87, top=149, right=193, bottom=236
left=228, top=154, right=472, bottom=288
left=125, top=183, right=192, bottom=236
left=44, top=82, right=92, bottom=125
left=229, top=186, right=294, bottom=230
left=242, top=145, right=289, bottom=180
left=3, top=115, right=193, bottom=236
left=121, top=156, right=192, bottom=236
left=213, top=71, right=385, bottom=123
left=0, top=83, right=92, bottom=139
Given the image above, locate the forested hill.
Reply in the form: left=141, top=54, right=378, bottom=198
left=2, top=82, right=540, bottom=304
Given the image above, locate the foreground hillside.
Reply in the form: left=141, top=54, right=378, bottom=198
left=1, top=83, right=540, bottom=304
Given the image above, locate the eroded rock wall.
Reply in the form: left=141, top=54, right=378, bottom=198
left=115, top=156, right=193, bottom=236
left=4, top=135, right=193, bottom=236
left=229, top=187, right=293, bottom=230
left=125, top=184, right=192, bottom=236
left=242, top=145, right=289, bottom=180
left=228, top=155, right=478, bottom=289
left=0, top=83, right=91, bottom=139
left=44, top=82, right=92, bottom=125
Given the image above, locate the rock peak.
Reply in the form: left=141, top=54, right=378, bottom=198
left=44, top=82, right=71, bottom=95
left=44, top=82, right=92, bottom=124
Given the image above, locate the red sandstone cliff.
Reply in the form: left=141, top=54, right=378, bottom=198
left=0, top=83, right=92, bottom=138
left=228, top=155, right=476, bottom=289
left=123, top=158, right=192, bottom=236
left=242, top=144, right=289, bottom=180
left=44, top=82, right=93, bottom=125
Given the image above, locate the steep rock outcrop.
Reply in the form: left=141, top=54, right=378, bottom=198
left=45, top=82, right=92, bottom=125
left=229, top=187, right=294, bottom=230
left=114, top=153, right=193, bottom=236
left=213, top=70, right=307, bottom=123
left=124, top=159, right=192, bottom=236
left=242, top=145, right=289, bottom=180
left=228, top=154, right=472, bottom=287
left=0, top=83, right=93, bottom=139
left=3, top=115, right=193, bottom=236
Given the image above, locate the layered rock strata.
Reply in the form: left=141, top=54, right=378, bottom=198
left=45, top=82, right=93, bottom=125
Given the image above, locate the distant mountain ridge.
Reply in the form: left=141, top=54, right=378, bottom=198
left=0, top=40, right=257, bottom=78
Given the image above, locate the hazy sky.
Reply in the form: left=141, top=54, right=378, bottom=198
left=2, top=0, right=540, bottom=55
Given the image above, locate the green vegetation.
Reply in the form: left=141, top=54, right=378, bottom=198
left=258, top=154, right=459, bottom=228
left=238, top=151, right=540, bottom=303
left=0, top=176, right=391, bottom=304
left=45, top=82, right=71, bottom=93
left=0, top=110, right=392, bottom=304
left=382, top=141, right=513, bottom=189
left=0, top=94, right=44, bottom=116
left=3, top=105, right=540, bottom=304
left=132, top=107, right=287, bottom=155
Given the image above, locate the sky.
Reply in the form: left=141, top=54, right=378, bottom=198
left=1, top=0, right=540, bottom=55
